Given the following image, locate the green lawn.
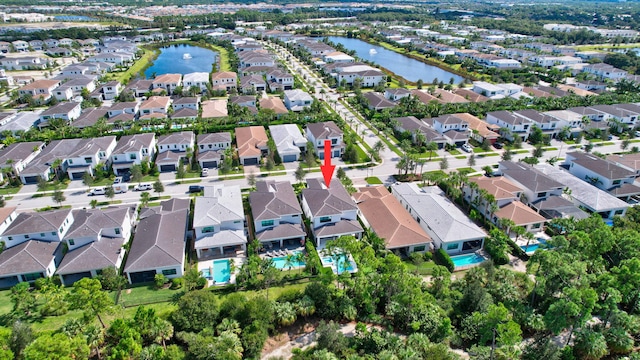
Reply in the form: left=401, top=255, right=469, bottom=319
left=480, top=153, right=500, bottom=157
left=472, top=147, right=490, bottom=153
left=0, top=186, right=21, bottom=195
left=97, top=200, right=123, bottom=206
left=456, top=167, right=475, bottom=175
left=118, top=284, right=183, bottom=308
left=629, top=139, right=640, bottom=143
left=448, top=149, right=462, bottom=155
left=221, top=175, right=245, bottom=180
left=564, top=140, right=577, bottom=145
left=365, top=177, right=383, bottom=185
left=106, top=47, right=159, bottom=83
left=263, top=171, right=287, bottom=177
left=417, top=151, right=438, bottom=159
left=92, top=177, right=115, bottom=186
left=455, top=155, right=467, bottom=159
left=543, top=147, right=558, bottom=151
left=404, top=260, right=437, bottom=275
left=37, top=181, right=69, bottom=192
left=513, top=150, right=529, bottom=154
left=588, top=139, right=603, bottom=143
left=601, top=142, right=615, bottom=146
left=180, top=171, right=202, bottom=179
left=141, top=175, right=159, bottom=182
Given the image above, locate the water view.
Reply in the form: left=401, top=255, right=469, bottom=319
left=327, top=36, right=465, bottom=84
left=144, top=44, right=217, bottom=78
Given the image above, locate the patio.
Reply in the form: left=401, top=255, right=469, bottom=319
left=197, top=256, right=246, bottom=287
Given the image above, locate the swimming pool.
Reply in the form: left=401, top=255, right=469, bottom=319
left=201, top=259, right=231, bottom=283
left=451, top=253, right=486, bottom=267
left=521, top=239, right=547, bottom=253
left=271, top=251, right=305, bottom=270
left=604, top=219, right=614, bottom=227
left=321, top=254, right=354, bottom=274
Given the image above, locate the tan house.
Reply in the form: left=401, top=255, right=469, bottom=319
left=18, top=79, right=60, bottom=103
left=139, top=96, right=171, bottom=115
left=235, top=126, right=268, bottom=166
left=211, top=71, right=237, bottom=92
left=152, top=74, right=182, bottom=94
left=454, top=113, right=501, bottom=144
left=201, top=99, right=228, bottom=118
left=259, top=97, right=288, bottom=117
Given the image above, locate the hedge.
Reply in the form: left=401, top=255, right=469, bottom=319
left=434, top=248, right=454, bottom=272
left=485, top=230, right=510, bottom=266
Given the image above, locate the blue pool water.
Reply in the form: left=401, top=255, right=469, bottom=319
left=604, top=219, right=614, bottom=227
left=521, top=239, right=547, bottom=253
left=272, top=251, right=305, bottom=270
left=322, top=254, right=354, bottom=274
left=451, top=253, right=486, bottom=267
left=201, top=259, right=231, bottom=283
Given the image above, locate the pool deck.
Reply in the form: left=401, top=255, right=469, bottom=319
left=197, top=256, right=246, bottom=287
left=515, top=232, right=550, bottom=254
left=452, top=251, right=489, bottom=272
left=259, top=247, right=304, bottom=260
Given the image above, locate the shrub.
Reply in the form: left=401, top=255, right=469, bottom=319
left=423, top=251, right=433, bottom=261
left=485, top=229, right=510, bottom=266
left=410, top=252, right=424, bottom=265
left=170, top=278, right=183, bottom=289
left=434, top=249, right=454, bottom=272
left=154, top=274, right=167, bottom=289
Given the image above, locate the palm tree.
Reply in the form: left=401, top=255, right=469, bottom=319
left=152, top=319, right=173, bottom=350
left=216, top=318, right=241, bottom=335
left=467, top=181, right=479, bottom=211
left=140, top=192, right=151, bottom=208
left=284, top=253, right=295, bottom=271
left=425, top=142, right=438, bottom=161
left=84, top=325, right=104, bottom=360
left=498, top=218, right=516, bottom=237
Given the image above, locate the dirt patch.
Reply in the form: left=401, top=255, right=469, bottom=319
left=262, top=320, right=319, bottom=356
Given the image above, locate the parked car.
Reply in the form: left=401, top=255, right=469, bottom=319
left=462, top=143, right=473, bottom=153
left=188, top=185, right=204, bottom=193
left=113, top=177, right=123, bottom=184
left=493, top=142, right=503, bottom=149
left=201, top=168, right=209, bottom=177
left=112, top=183, right=128, bottom=194
left=635, top=130, right=640, bottom=137
left=88, top=187, right=106, bottom=196
left=134, top=183, right=152, bottom=191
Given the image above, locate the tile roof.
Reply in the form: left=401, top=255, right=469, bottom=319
left=567, top=151, right=636, bottom=180
left=235, top=126, right=268, bottom=158
left=0, top=240, right=60, bottom=276
left=469, top=176, right=522, bottom=200
left=250, top=180, right=302, bottom=220
left=2, top=209, right=71, bottom=237
left=495, top=201, right=546, bottom=226
left=193, top=185, right=244, bottom=227
left=306, top=121, right=342, bottom=139
left=56, top=237, right=125, bottom=275
left=302, top=178, right=357, bottom=217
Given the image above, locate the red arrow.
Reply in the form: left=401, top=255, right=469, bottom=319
left=320, top=139, right=335, bottom=188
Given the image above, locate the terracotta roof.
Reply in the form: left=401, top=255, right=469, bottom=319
left=454, top=112, right=500, bottom=140
left=495, top=201, right=546, bottom=226
left=201, top=99, right=228, bottom=118
left=259, top=97, right=288, bottom=114
left=139, top=96, right=170, bottom=110
left=469, top=176, right=522, bottom=200
left=354, top=186, right=431, bottom=249
left=235, top=126, right=268, bottom=158
left=152, top=73, right=181, bottom=84
left=211, top=71, right=237, bottom=80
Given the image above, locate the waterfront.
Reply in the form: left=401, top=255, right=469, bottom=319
left=144, top=44, right=217, bottom=78
left=327, top=36, right=465, bottom=84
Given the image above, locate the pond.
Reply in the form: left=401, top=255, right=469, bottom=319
left=54, top=15, right=97, bottom=21
left=327, top=36, right=465, bottom=84
left=144, top=44, right=217, bottom=78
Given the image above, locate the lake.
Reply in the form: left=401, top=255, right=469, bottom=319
left=144, top=44, right=217, bottom=78
left=327, top=36, right=465, bottom=84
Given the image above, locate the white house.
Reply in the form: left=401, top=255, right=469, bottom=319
left=306, top=121, right=343, bottom=159
left=183, top=72, right=210, bottom=92
left=155, top=131, right=195, bottom=172
left=111, top=133, right=156, bottom=175
left=284, top=89, right=313, bottom=111
left=269, top=124, right=307, bottom=162
left=485, top=110, right=532, bottom=141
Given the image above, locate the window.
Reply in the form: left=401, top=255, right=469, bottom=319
left=129, top=153, right=137, bottom=160
left=40, top=233, right=44, bottom=237
left=115, top=228, right=120, bottom=235
left=7, top=237, right=12, bottom=241
left=331, top=138, right=338, bottom=145
left=613, top=180, right=621, bottom=185
left=532, top=223, right=541, bottom=229
left=162, top=269, right=177, bottom=276
left=24, top=234, right=29, bottom=239
left=23, top=273, right=42, bottom=282
left=447, top=243, right=459, bottom=250
left=59, top=227, right=63, bottom=234
left=537, top=192, right=547, bottom=198
left=261, top=220, right=274, bottom=227
left=615, top=210, right=624, bottom=215
left=51, top=232, right=56, bottom=236
left=202, top=226, right=214, bottom=233
left=68, top=239, right=75, bottom=245
left=68, top=159, right=73, bottom=165
left=85, top=157, right=92, bottom=163
left=320, top=216, right=331, bottom=223
left=414, top=245, right=426, bottom=252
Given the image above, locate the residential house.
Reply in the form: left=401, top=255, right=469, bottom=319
left=453, top=88, right=490, bottom=102
left=95, top=81, right=122, bottom=101
left=52, top=86, right=74, bottom=101
left=111, top=133, right=156, bottom=175
left=235, top=126, right=269, bottom=166
left=73, top=108, right=109, bottom=129
left=392, top=116, right=447, bottom=149
left=182, top=72, right=209, bottom=92
left=590, top=104, right=639, bottom=129
left=139, top=96, right=171, bottom=116
left=269, top=124, right=307, bottom=162
left=354, top=186, right=432, bottom=254
left=0, top=141, right=45, bottom=181
left=323, top=51, right=355, bottom=63
left=266, top=69, right=294, bottom=91
left=391, top=183, right=486, bottom=255
left=249, top=180, right=306, bottom=248
left=544, top=110, right=584, bottom=136
left=56, top=207, right=133, bottom=286
left=193, top=185, right=247, bottom=259
left=306, top=121, right=343, bottom=159
left=197, top=132, right=231, bottom=169
left=564, top=151, right=638, bottom=192
left=498, top=161, right=564, bottom=204
left=17, top=79, right=60, bottom=103
left=454, top=113, right=500, bottom=144
left=38, top=102, right=82, bottom=129
left=107, top=102, right=139, bottom=118
left=28, top=40, right=43, bottom=51
left=0, top=239, right=63, bottom=288
left=0, top=208, right=74, bottom=249
left=284, top=89, right=314, bottom=111
left=11, top=40, right=29, bottom=52
left=513, top=109, right=561, bottom=138
left=606, top=153, right=640, bottom=177
left=173, top=97, right=198, bottom=111
left=495, top=201, right=547, bottom=234
left=229, top=95, right=257, bottom=114
left=428, top=114, right=470, bottom=147
left=583, top=63, right=627, bottom=81
left=211, top=71, right=237, bottom=92
left=486, top=110, right=532, bottom=141
left=201, top=99, right=228, bottom=118
left=259, top=97, right=288, bottom=117
left=155, top=131, right=195, bottom=172
left=125, top=79, right=153, bottom=97
left=152, top=74, right=182, bottom=94
left=536, top=164, right=629, bottom=219
left=46, top=47, right=73, bottom=57
left=301, top=178, right=363, bottom=249
left=363, top=92, right=396, bottom=111
left=240, top=74, right=266, bottom=94
left=385, top=88, right=411, bottom=102
left=124, top=199, right=190, bottom=283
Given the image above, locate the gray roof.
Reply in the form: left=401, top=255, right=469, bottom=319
left=109, top=101, right=138, bottom=111
left=41, top=102, right=80, bottom=116
left=590, top=104, right=637, bottom=118
left=255, top=223, right=306, bottom=242
left=157, top=131, right=194, bottom=147
left=193, top=185, right=244, bottom=227
left=172, top=97, right=198, bottom=105
left=73, top=108, right=108, bottom=128
left=284, top=89, right=313, bottom=102
left=314, top=219, right=363, bottom=238
left=2, top=209, right=71, bottom=237
left=0, top=240, right=60, bottom=276
left=23, top=136, right=116, bottom=175
left=113, top=133, right=155, bottom=154
left=171, top=108, right=198, bottom=119
left=302, top=178, right=357, bottom=217
left=614, top=103, right=640, bottom=114
left=229, top=95, right=256, bottom=104
left=532, top=196, right=590, bottom=220
left=197, top=132, right=231, bottom=145
left=394, top=116, right=446, bottom=143
left=567, top=106, right=602, bottom=117
left=124, top=200, right=189, bottom=273
left=249, top=180, right=302, bottom=221
left=609, top=183, right=640, bottom=196
left=391, top=183, right=486, bottom=243
left=269, top=124, right=306, bottom=156
left=56, top=237, right=124, bottom=275
left=487, top=111, right=532, bottom=126
left=363, top=92, right=395, bottom=109
left=513, top=109, right=556, bottom=125
left=194, top=230, right=246, bottom=249
left=155, top=150, right=183, bottom=164
left=0, top=111, right=40, bottom=132
left=500, top=161, right=564, bottom=192
left=567, top=151, right=636, bottom=180
left=433, top=114, right=466, bottom=126
left=535, top=164, right=629, bottom=212
left=63, top=208, right=128, bottom=240
left=0, top=141, right=44, bottom=168
left=306, top=121, right=342, bottom=140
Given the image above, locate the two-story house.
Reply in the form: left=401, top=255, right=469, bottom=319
left=486, top=110, right=532, bottom=141
left=211, top=71, right=237, bottom=92
left=301, top=178, right=363, bottom=249
left=0, top=141, right=45, bottom=181
left=139, top=96, right=171, bottom=116
left=235, top=126, right=269, bottom=166
left=182, top=72, right=210, bottom=92
left=266, top=69, right=294, bottom=91
left=152, top=74, right=182, bottom=94
left=17, top=79, right=60, bottom=103
left=249, top=180, right=306, bottom=248
left=56, top=207, right=133, bottom=285
left=284, top=89, right=313, bottom=112
left=38, top=102, right=82, bottom=129
left=428, top=114, right=470, bottom=147
left=107, top=101, right=139, bottom=119
left=197, top=132, right=231, bottom=169
left=565, top=151, right=638, bottom=191
left=155, top=131, right=195, bottom=172
left=111, top=133, right=156, bottom=175
left=96, top=81, right=122, bottom=101
left=193, top=185, right=247, bottom=259
left=513, top=109, right=560, bottom=139
left=240, top=74, right=267, bottom=94
left=306, top=121, right=343, bottom=159
left=63, top=136, right=117, bottom=180
left=498, top=161, right=564, bottom=204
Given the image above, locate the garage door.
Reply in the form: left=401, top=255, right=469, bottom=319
left=62, top=272, right=91, bottom=286
left=116, top=168, right=130, bottom=176
left=202, top=161, right=217, bottom=169
left=282, top=155, right=297, bottom=163
left=243, top=157, right=258, bottom=166
left=159, top=164, right=176, bottom=172
left=0, top=276, right=19, bottom=289
left=128, top=270, right=157, bottom=284
left=71, top=172, right=84, bottom=180
left=22, top=176, right=39, bottom=184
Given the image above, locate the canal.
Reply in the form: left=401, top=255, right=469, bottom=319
left=327, top=36, right=465, bottom=84
left=144, top=44, right=217, bottom=78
